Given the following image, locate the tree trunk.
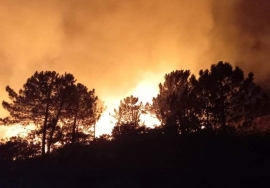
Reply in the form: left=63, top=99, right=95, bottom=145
left=220, top=83, right=226, bottom=130
left=71, top=116, right=77, bottom=144
left=93, top=121, right=96, bottom=141
left=42, top=103, right=50, bottom=157
left=47, top=120, right=55, bottom=155
left=47, top=99, right=65, bottom=155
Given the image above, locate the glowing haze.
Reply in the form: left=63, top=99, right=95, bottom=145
left=0, top=0, right=270, bottom=138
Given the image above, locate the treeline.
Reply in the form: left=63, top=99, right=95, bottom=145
left=0, top=61, right=270, bottom=187
left=0, top=72, right=103, bottom=159
left=0, top=61, right=268, bottom=160
left=114, top=61, right=267, bottom=136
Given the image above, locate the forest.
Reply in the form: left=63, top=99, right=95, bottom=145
left=0, top=61, right=270, bottom=187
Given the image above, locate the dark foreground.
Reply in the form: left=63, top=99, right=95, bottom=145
left=1, top=131, right=270, bottom=188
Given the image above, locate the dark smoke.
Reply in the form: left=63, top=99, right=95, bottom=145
left=210, top=0, right=270, bottom=88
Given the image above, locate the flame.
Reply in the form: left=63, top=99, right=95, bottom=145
left=2, top=124, right=34, bottom=138
left=95, top=76, right=162, bottom=136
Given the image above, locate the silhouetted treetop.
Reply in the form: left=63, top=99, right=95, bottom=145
left=153, top=70, right=199, bottom=134
left=111, top=95, right=147, bottom=127
left=2, top=71, right=103, bottom=156
left=153, top=62, right=267, bottom=134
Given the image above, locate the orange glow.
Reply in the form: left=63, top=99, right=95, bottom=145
left=2, top=124, right=34, bottom=138
left=140, top=113, right=161, bottom=128
left=0, top=0, right=213, bottom=138
left=95, top=72, right=165, bottom=136
left=1, top=0, right=268, bottom=138
left=132, top=81, right=158, bottom=103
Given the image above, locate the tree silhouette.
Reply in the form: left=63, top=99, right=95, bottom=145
left=2, top=71, right=101, bottom=156
left=191, top=69, right=214, bottom=129
left=60, top=83, right=103, bottom=145
left=197, top=61, right=267, bottom=131
left=153, top=62, right=267, bottom=134
left=112, top=95, right=146, bottom=127
left=111, top=122, right=148, bottom=140
left=110, top=95, right=149, bottom=139
left=0, top=63, right=269, bottom=188
left=96, top=134, right=112, bottom=142
left=0, top=136, right=40, bottom=160
left=153, top=70, right=200, bottom=134
left=234, top=72, right=267, bottom=129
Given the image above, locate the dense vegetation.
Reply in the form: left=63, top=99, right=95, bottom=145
left=0, top=61, right=270, bottom=187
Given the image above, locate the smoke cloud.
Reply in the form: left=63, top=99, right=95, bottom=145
left=209, top=0, right=270, bottom=86
left=0, top=0, right=269, bottom=136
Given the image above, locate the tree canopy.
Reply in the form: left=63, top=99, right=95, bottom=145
left=0, top=61, right=268, bottom=160
left=2, top=71, right=103, bottom=156
left=111, top=95, right=147, bottom=127
left=0, top=62, right=270, bottom=188
left=111, top=95, right=149, bottom=139
left=153, top=61, right=267, bottom=134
